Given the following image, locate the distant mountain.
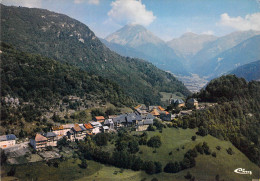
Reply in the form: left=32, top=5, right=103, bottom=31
left=191, top=30, right=260, bottom=75
left=167, top=32, right=217, bottom=61
left=229, top=60, right=260, bottom=81
left=105, top=24, right=189, bottom=75
left=100, top=38, right=153, bottom=60
left=198, top=35, right=260, bottom=78
left=1, top=4, right=190, bottom=105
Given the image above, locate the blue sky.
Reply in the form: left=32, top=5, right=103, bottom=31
left=2, top=0, right=260, bottom=41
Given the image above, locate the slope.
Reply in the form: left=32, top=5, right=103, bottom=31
left=105, top=24, right=188, bottom=75
left=167, top=32, right=217, bottom=61
left=229, top=60, right=260, bottom=81
left=199, top=35, right=260, bottom=78
left=191, top=30, right=260, bottom=76
left=1, top=4, right=190, bottom=105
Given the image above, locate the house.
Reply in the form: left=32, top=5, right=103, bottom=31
left=52, top=124, right=74, bottom=139
left=102, top=126, right=110, bottom=133
left=187, top=98, right=199, bottom=109
left=42, top=132, right=58, bottom=147
left=104, top=119, right=114, bottom=129
left=84, top=123, right=94, bottom=135
left=170, top=99, right=185, bottom=107
left=0, top=134, right=16, bottom=149
left=136, top=114, right=154, bottom=131
left=126, top=113, right=142, bottom=126
left=30, top=133, right=48, bottom=150
left=112, top=114, right=127, bottom=128
left=94, top=116, right=105, bottom=123
left=150, top=109, right=160, bottom=117
left=90, top=121, right=102, bottom=134
left=67, top=124, right=85, bottom=141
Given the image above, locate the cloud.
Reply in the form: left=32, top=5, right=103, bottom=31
left=74, top=0, right=99, bottom=5
left=219, top=13, right=260, bottom=31
left=107, top=0, right=156, bottom=26
left=2, top=0, right=42, bottom=8
left=201, top=30, right=214, bottom=35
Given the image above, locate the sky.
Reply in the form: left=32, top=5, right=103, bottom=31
left=2, top=0, right=260, bottom=41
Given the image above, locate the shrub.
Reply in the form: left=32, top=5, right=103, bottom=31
left=147, top=136, right=162, bottom=149
left=184, top=171, right=192, bottom=179
left=191, top=136, right=196, bottom=141
left=226, top=148, right=234, bottom=155
left=79, top=159, right=88, bottom=169
left=212, top=152, right=217, bottom=157
left=143, top=161, right=156, bottom=174
left=154, top=161, right=162, bottom=173
left=216, top=146, right=221, bottom=150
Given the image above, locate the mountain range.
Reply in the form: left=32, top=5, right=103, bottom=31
left=104, top=24, right=260, bottom=81
left=104, top=24, right=188, bottom=75
left=1, top=4, right=190, bottom=105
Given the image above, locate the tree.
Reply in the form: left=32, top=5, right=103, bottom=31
left=94, top=133, right=108, bottom=146
left=79, top=159, right=88, bottom=169
left=147, top=136, right=162, bottom=149
left=164, top=161, right=180, bottom=173
left=154, top=161, right=162, bottom=173
left=191, top=136, right=196, bottom=141
left=131, top=157, right=143, bottom=171
left=197, top=126, right=208, bottom=136
left=128, top=139, right=139, bottom=154
left=184, top=171, right=192, bottom=179
left=143, top=161, right=155, bottom=174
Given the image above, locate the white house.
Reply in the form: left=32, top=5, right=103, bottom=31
left=0, top=134, right=16, bottom=149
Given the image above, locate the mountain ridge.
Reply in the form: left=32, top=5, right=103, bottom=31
left=1, top=4, right=190, bottom=105
left=105, top=24, right=189, bottom=75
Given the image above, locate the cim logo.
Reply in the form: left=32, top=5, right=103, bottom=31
left=234, top=168, right=252, bottom=175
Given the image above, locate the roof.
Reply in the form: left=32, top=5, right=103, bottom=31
left=43, top=132, right=56, bottom=138
left=187, top=98, right=198, bottom=103
left=171, top=99, right=184, bottom=104
left=0, top=134, right=17, bottom=141
left=126, top=113, right=142, bottom=123
left=158, top=106, right=165, bottom=111
left=108, top=115, right=117, bottom=119
left=73, top=124, right=83, bottom=132
left=104, top=119, right=113, bottom=125
left=63, top=124, right=74, bottom=129
left=34, top=134, right=47, bottom=142
left=84, top=123, right=93, bottom=129
left=90, top=121, right=102, bottom=127
left=80, top=125, right=87, bottom=131
left=52, top=125, right=64, bottom=131
left=113, top=114, right=127, bottom=123
left=144, top=119, right=153, bottom=125
left=134, top=105, right=142, bottom=109
left=95, top=116, right=105, bottom=120
left=145, top=113, right=155, bottom=120
left=103, top=126, right=109, bottom=130
left=150, top=109, right=160, bottom=116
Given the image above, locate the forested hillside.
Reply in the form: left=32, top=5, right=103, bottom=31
left=0, top=42, right=134, bottom=135
left=229, top=60, right=260, bottom=81
left=182, top=75, right=260, bottom=165
left=1, top=4, right=190, bottom=105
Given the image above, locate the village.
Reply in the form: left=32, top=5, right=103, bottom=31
left=1, top=98, right=209, bottom=164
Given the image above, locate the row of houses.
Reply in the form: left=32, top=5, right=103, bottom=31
left=29, top=112, right=155, bottom=150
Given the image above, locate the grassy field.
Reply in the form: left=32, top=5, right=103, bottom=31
left=2, top=128, right=259, bottom=181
